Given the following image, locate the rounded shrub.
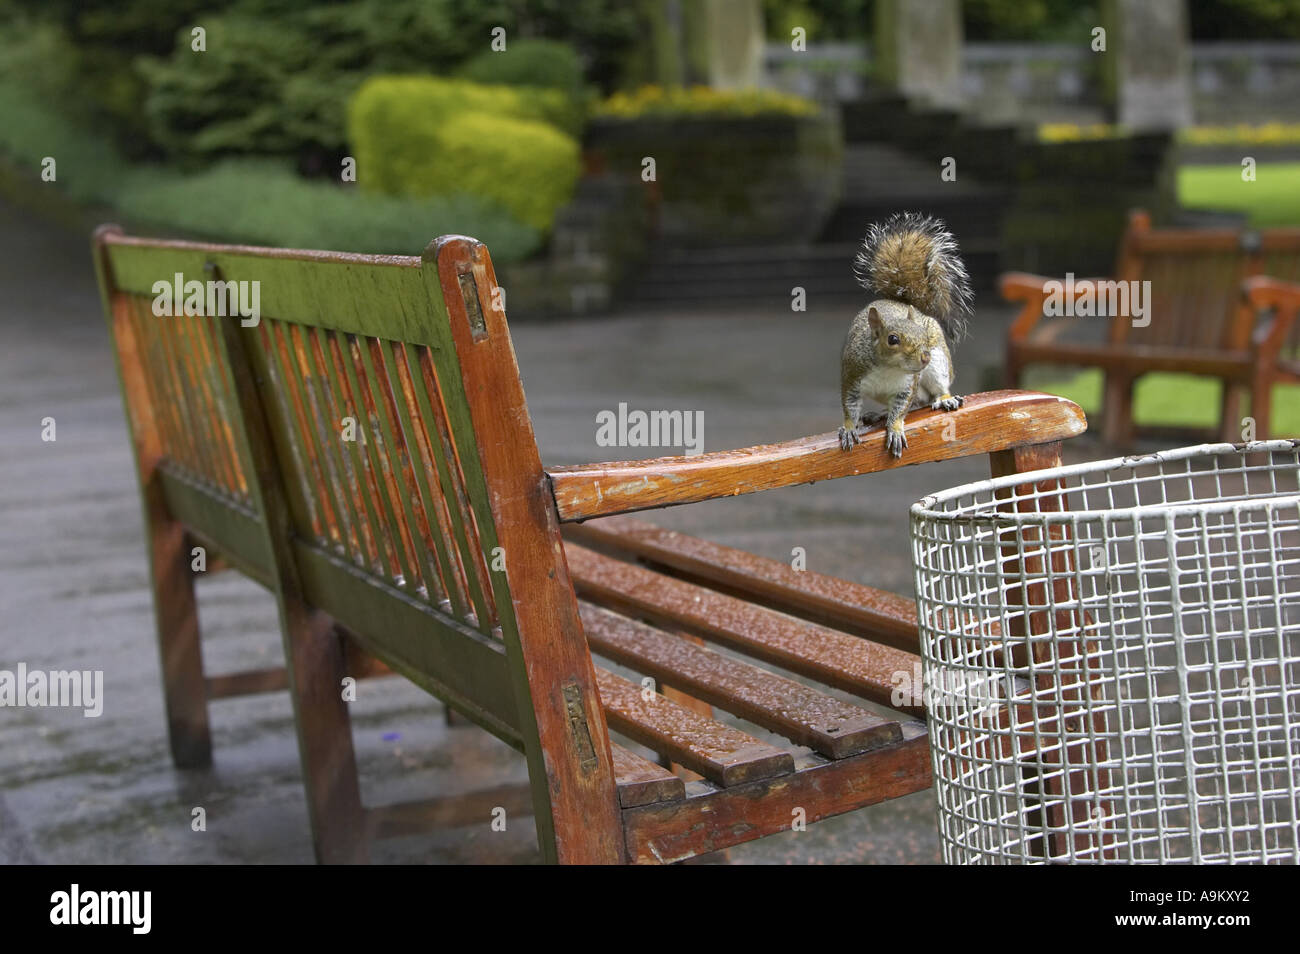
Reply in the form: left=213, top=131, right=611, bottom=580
left=458, top=39, right=585, bottom=94
left=348, top=76, right=581, bottom=232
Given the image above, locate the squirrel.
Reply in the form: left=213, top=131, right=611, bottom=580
left=838, top=212, right=973, bottom=458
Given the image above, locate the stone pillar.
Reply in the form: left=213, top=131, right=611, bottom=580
left=701, top=0, right=764, bottom=90
left=874, top=0, right=963, bottom=108
left=1103, top=0, right=1193, bottom=129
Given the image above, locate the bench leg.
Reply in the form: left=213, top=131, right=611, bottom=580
left=1219, top=382, right=1245, bottom=443
left=991, top=442, right=1117, bottom=862
left=278, top=599, right=368, bottom=864
left=1251, top=372, right=1273, bottom=441
left=151, top=521, right=212, bottom=769
left=1100, top=371, right=1134, bottom=448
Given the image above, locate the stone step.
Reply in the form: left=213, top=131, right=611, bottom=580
left=621, top=241, right=1002, bottom=306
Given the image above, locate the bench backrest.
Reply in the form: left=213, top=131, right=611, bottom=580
left=91, top=228, right=622, bottom=862
left=1112, top=210, right=1300, bottom=353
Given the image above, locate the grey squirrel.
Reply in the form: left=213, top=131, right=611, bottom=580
left=838, top=212, right=973, bottom=458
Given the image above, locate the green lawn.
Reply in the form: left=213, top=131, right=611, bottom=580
left=1178, top=161, right=1300, bottom=227
left=1023, top=369, right=1300, bottom=439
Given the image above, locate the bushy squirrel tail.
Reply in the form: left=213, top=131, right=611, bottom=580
left=852, top=211, right=972, bottom=341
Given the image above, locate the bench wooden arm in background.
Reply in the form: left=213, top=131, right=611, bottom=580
left=1000, top=272, right=1115, bottom=343
left=547, top=390, right=1086, bottom=523
left=1244, top=275, right=1300, bottom=363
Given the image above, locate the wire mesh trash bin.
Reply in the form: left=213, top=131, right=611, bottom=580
left=911, top=441, right=1300, bottom=864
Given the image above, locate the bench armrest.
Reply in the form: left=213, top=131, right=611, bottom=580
left=1244, top=276, right=1300, bottom=362
left=1000, top=272, right=1113, bottom=341
left=546, top=390, right=1086, bottom=522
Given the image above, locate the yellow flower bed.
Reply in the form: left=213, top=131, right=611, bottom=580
left=594, top=84, right=820, bottom=119
left=1180, top=122, right=1300, bottom=145
left=1037, top=123, right=1123, bottom=142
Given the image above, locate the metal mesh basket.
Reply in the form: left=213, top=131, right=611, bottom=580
left=910, top=441, right=1300, bottom=864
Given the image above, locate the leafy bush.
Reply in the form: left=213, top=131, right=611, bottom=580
left=348, top=76, right=582, bottom=231
left=0, top=78, right=129, bottom=204
left=593, top=84, right=820, bottom=120
left=112, top=159, right=542, bottom=260
left=458, top=38, right=585, bottom=94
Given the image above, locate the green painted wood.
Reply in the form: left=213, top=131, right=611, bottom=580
left=103, top=240, right=440, bottom=346
left=213, top=306, right=368, bottom=864
left=157, top=467, right=276, bottom=587
left=244, top=323, right=327, bottom=547
left=291, top=541, right=521, bottom=741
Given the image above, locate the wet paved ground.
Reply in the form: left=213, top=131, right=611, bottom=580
left=0, top=199, right=1114, bottom=864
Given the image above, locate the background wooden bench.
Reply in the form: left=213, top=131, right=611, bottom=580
left=1002, top=208, right=1300, bottom=446
left=93, top=225, right=1087, bottom=864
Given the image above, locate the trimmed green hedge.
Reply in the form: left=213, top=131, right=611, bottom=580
left=347, top=76, right=582, bottom=232
left=0, top=77, right=540, bottom=261
left=112, top=159, right=542, bottom=258
left=458, top=38, right=586, bottom=95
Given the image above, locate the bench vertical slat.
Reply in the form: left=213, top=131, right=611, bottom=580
left=406, top=342, right=497, bottom=631
left=390, top=343, right=470, bottom=618
left=187, top=314, right=247, bottom=496
left=140, top=299, right=205, bottom=478
left=169, top=315, right=229, bottom=491
left=300, top=322, right=401, bottom=576
left=425, top=236, right=623, bottom=863
left=319, top=331, right=392, bottom=569
left=302, top=326, right=369, bottom=558
left=354, top=335, right=428, bottom=595
left=214, top=310, right=368, bottom=865
left=261, top=320, right=335, bottom=544
left=380, top=338, right=463, bottom=613
left=349, top=331, right=444, bottom=606
left=164, top=313, right=227, bottom=488
left=326, top=326, right=411, bottom=586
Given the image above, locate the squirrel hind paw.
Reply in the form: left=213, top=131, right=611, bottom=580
left=930, top=394, right=963, bottom=412
left=838, top=425, right=861, bottom=452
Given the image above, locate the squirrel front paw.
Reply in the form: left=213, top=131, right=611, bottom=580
left=838, top=425, right=861, bottom=452
left=930, top=393, right=963, bottom=412
left=885, top=423, right=908, bottom=458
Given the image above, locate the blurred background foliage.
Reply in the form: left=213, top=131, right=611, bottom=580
left=760, top=0, right=1300, bottom=41
left=2, top=0, right=1299, bottom=260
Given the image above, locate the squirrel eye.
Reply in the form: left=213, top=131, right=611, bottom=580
left=887, top=334, right=900, bottom=346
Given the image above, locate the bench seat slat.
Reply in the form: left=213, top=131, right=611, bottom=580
left=567, top=544, right=924, bottom=718
left=567, top=516, right=918, bottom=652
left=594, top=668, right=795, bottom=786
left=581, top=603, right=901, bottom=758
left=610, top=744, right=685, bottom=808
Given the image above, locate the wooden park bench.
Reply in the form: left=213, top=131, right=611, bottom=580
left=1002, top=209, right=1300, bottom=446
left=92, top=225, right=1086, bottom=864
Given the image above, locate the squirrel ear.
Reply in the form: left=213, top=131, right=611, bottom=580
left=866, top=306, right=882, bottom=335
